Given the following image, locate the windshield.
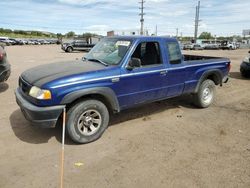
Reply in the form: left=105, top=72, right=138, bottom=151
left=84, top=38, right=131, bottom=65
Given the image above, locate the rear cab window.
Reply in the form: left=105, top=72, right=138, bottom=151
left=166, top=42, right=182, bottom=65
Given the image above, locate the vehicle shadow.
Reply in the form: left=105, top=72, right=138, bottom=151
left=9, top=95, right=196, bottom=145
left=0, top=83, right=9, bottom=93
left=230, top=72, right=250, bottom=80
left=9, top=109, right=75, bottom=145
left=109, top=95, right=196, bottom=126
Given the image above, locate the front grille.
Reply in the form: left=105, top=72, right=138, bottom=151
left=19, top=77, right=32, bottom=95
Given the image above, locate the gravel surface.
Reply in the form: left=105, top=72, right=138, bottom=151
left=0, top=45, right=249, bottom=188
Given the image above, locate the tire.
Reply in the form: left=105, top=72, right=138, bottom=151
left=66, top=99, right=109, bottom=144
left=240, top=68, right=250, bottom=78
left=194, top=79, right=216, bottom=108
left=66, top=47, right=73, bottom=53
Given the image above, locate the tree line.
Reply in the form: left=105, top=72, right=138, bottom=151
left=0, top=28, right=98, bottom=39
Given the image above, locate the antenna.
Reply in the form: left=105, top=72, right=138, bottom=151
left=139, top=0, right=146, bottom=35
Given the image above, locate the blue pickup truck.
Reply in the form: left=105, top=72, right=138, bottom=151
left=15, top=36, right=230, bottom=143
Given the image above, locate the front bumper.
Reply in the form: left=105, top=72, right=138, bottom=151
left=61, top=45, right=67, bottom=51
left=15, top=88, right=65, bottom=128
left=0, top=64, right=11, bottom=82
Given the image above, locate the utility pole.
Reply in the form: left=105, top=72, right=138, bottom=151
left=176, top=28, right=179, bottom=38
left=139, top=0, right=146, bottom=35
left=194, top=1, right=200, bottom=43
left=155, top=25, right=158, bottom=36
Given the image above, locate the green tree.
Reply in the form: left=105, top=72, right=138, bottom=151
left=199, top=32, right=213, bottom=39
left=57, top=33, right=62, bottom=38
left=66, top=31, right=75, bottom=38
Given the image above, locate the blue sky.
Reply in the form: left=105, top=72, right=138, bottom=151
left=1, top=0, right=250, bottom=36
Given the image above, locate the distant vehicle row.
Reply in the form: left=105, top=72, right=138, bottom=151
left=181, top=41, right=240, bottom=50
left=0, top=37, right=60, bottom=46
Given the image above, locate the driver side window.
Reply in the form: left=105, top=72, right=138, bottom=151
left=131, top=42, right=162, bottom=66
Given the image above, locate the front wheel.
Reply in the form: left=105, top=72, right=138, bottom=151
left=194, top=79, right=216, bottom=108
left=240, top=67, right=250, bottom=78
left=66, top=100, right=109, bottom=144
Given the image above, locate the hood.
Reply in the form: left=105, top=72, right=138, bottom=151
left=21, top=60, right=106, bottom=87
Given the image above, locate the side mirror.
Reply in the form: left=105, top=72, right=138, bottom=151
left=127, top=58, right=141, bottom=70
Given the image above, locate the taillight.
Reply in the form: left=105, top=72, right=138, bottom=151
left=228, top=63, right=231, bottom=72
left=0, top=53, right=3, bottom=61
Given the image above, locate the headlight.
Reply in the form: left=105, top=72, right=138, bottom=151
left=243, top=56, right=250, bottom=63
left=29, top=86, right=52, bottom=100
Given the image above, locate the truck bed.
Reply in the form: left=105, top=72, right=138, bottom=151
left=183, top=54, right=222, bottom=61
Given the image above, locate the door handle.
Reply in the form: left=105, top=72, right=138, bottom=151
left=160, top=70, right=167, bottom=76
left=111, top=77, right=120, bottom=83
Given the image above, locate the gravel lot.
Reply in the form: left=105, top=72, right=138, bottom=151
left=0, top=45, right=250, bottom=188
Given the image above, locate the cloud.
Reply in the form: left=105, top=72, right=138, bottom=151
left=0, top=0, right=249, bottom=36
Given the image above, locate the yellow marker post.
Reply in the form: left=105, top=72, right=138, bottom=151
left=60, top=108, right=66, bottom=188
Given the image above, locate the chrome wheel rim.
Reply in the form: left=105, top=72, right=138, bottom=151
left=202, top=87, right=213, bottom=104
left=77, top=109, right=102, bottom=136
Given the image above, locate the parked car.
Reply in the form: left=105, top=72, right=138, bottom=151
left=15, top=36, right=230, bottom=144
left=0, top=38, right=14, bottom=46
left=183, top=43, right=192, bottom=50
left=30, top=40, right=41, bottom=45
left=15, top=39, right=26, bottom=45
left=61, top=40, right=95, bottom=52
left=191, top=44, right=204, bottom=50
left=11, top=38, right=25, bottom=45
left=240, top=51, right=250, bottom=78
left=0, top=46, right=11, bottom=83
left=204, top=44, right=220, bottom=50
left=220, top=41, right=237, bottom=50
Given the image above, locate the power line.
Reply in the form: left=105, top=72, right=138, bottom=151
left=139, top=0, right=146, bottom=35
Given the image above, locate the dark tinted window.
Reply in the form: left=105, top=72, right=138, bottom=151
left=132, top=42, right=162, bottom=66
left=166, top=42, right=182, bottom=64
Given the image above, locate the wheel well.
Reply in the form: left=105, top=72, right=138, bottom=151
left=206, top=73, right=221, bottom=85
left=67, top=46, right=73, bottom=50
left=66, top=94, right=114, bottom=114
left=195, top=72, right=222, bottom=93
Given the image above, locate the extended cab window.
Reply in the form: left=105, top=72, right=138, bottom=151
left=166, top=42, right=182, bottom=64
left=132, top=42, right=162, bottom=66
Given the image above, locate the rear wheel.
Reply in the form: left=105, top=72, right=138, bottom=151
left=66, top=47, right=73, bottom=53
left=194, top=79, right=216, bottom=108
left=66, top=99, right=109, bottom=144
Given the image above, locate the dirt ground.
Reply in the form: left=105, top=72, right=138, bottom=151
left=0, top=45, right=249, bottom=188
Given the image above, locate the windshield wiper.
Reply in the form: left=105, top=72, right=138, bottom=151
left=86, top=58, right=109, bottom=66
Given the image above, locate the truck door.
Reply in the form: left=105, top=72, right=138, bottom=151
left=118, top=41, right=167, bottom=109
left=164, top=41, right=186, bottom=97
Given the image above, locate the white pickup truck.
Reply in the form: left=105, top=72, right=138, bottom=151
left=220, top=41, right=237, bottom=50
